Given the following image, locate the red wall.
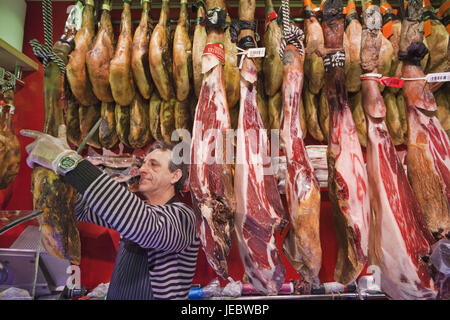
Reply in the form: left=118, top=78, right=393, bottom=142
left=0, top=1, right=363, bottom=291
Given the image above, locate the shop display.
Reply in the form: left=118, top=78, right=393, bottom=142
left=322, top=0, right=370, bottom=286
left=361, top=4, right=437, bottom=300
left=109, top=0, right=135, bottom=107
left=189, top=0, right=236, bottom=280
left=1, top=0, right=449, bottom=301
left=131, top=0, right=154, bottom=100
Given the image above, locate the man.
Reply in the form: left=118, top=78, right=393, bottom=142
left=21, top=125, right=199, bottom=300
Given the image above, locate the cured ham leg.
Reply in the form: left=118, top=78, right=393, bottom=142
left=86, top=0, right=115, bottom=103
left=224, top=13, right=240, bottom=109
left=303, top=0, right=325, bottom=95
left=263, top=0, right=283, bottom=97
left=192, top=2, right=207, bottom=98
left=0, top=89, right=20, bottom=189
left=149, top=0, right=174, bottom=101
left=343, top=1, right=362, bottom=93
left=234, top=0, right=287, bottom=295
left=173, top=0, right=192, bottom=102
left=322, top=0, right=370, bottom=285
left=280, top=44, right=322, bottom=286
left=32, top=20, right=80, bottom=264
left=400, top=0, right=450, bottom=240
left=66, top=0, right=98, bottom=106
left=109, top=0, right=135, bottom=106
left=361, top=4, right=437, bottom=300
left=189, top=0, right=235, bottom=279
left=131, top=0, right=154, bottom=100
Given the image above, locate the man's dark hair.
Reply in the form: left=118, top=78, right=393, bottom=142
left=147, top=141, right=188, bottom=194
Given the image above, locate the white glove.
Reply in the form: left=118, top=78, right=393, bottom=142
left=21, top=124, right=79, bottom=174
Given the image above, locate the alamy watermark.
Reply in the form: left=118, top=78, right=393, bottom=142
left=169, top=128, right=283, bottom=175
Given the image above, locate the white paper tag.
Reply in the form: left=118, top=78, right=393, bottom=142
left=425, top=72, right=450, bottom=83
left=247, top=48, right=266, bottom=58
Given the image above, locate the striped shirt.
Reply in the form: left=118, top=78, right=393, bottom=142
left=71, top=168, right=200, bottom=300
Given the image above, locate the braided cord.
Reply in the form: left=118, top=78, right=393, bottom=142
left=42, top=0, right=53, bottom=47
left=29, top=0, right=67, bottom=74
left=279, top=0, right=305, bottom=59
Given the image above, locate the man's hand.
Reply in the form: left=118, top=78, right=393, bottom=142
left=21, top=124, right=79, bottom=174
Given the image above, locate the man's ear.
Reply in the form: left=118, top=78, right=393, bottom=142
left=170, top=169, right=182, bottom=185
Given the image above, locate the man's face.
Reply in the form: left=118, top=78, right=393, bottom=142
left=137, top=148, right=177, bottom=194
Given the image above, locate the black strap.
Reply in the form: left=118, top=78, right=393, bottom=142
left=422, top=10, right=439, bottom=21
left=442, top=14, right=450, bottom=27
left=238, top=35, right=257, bottom=50
left=304, top=8, right=316, bottom=19
left=345, top=12, right=359, bottom=29
left=229, top=19, right=257, bottom=43
left=206, top=7, right=227, bottom=30
left=398, top=42, right=429, bottom=66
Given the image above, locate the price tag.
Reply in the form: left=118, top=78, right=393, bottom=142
left=360, top=74, right=404, bottom=88
left=203, top=41, right=225, bottom=65
left=425, top=72, right=450, bottom=83
left=247, top=48, right=266, bottom=58
left=380, top=76, right=404, bottom=88
left=265, top=11, right=278, bottom=30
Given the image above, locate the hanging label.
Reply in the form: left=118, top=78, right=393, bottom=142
left=323, top=51, right=345, bottom=72
left=425, top=72, right=450, bottom=83
left=360, top=74, right=404, bottom=88
left=247, top=48, right=266, bottom=58
left=265, top=11, right=278, bottom=30
left=203, top=41, right=225, bottom=65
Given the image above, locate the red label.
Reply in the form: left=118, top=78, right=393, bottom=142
left=380, top=77, right=404, bottom=88
left=265, top=11, right=278, bottom=30
left=203, top=41, right=225, bottom=65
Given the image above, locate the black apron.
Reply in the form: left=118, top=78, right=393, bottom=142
left=106, top=195, right=179, bottom=300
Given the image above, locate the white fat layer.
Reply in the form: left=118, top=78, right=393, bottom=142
left=332, top=108, right=370, bottom=256
left=409, top=107, right=450, bottom=178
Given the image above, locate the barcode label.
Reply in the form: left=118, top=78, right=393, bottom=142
left=426, top=72, right=450, bottom=83
left=247, top=48, right=266, bottom=58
